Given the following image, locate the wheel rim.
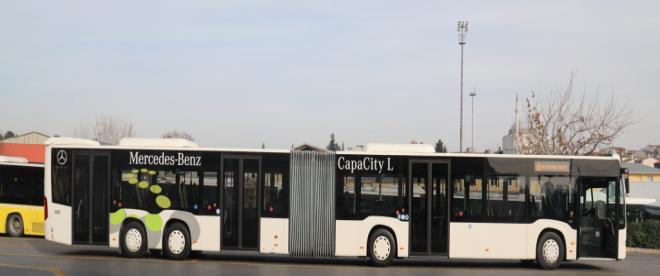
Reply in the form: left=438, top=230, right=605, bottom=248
left=168, top=230, right=186, bottom=255
left=125, top=228, right=142, bottom=253
left=10, top=218, right=21, bottom=233
left=542, top=239, right=560, bottom=264
left=373, top=236, right=391, bottom=261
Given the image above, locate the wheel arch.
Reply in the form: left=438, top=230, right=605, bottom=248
left=368, top=225, right=398, bottom=257
left=5, top=212, right=22, bottom=221
left=537, top=228, right=567, bottom=261
left=4, top=212, right=23, bottom=233
left=163, top=218, right=191, bottom=241
left=121, top=217, right=145, bottom=231
left=162, top=218, right=192, bottom=259
left=119, top=217, right=148, bottom=255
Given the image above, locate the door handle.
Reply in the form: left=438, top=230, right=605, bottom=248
left=75, top=200, right=83, bottom=219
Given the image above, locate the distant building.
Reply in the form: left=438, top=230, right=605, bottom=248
left=625, top=163, right=660, bottom=183
left=600, top=146, right=627, bottom=156
left=641, top=144, right=660, bottom=155
left=623, top=163, right=660, bottom=220
left=1, top=131, right=49, bottom=144
left=0, top=131, right=49, bottom=163
left=629, top=150, right=650, bottom=161
left=642, top=157, right=659, bottom=168
left=502, top=94, right=521, bottom=154
left=501, top=124, right=517, bottom=154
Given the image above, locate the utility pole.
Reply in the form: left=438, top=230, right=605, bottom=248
left=457, top=20, right=468, bottom=152
left=470, top=88, right=477, bottom=151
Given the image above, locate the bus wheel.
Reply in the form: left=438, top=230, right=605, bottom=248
left=536, top=232, right=564, bottom=270
left=368, top=228, right=395, bottom=267
left=121, top=221, right=147, bottom=258
left=163, top=222, right=191, bottom=260
left=6, top=214, right=24, bottom=237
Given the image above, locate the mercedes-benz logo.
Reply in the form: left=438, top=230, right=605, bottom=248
left=56, top=150, right=68, bottom=165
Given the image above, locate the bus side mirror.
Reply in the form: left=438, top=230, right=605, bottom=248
left=625, top=178, right=630, bottom=195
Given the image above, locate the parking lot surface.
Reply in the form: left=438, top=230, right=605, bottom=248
left=0, top=236, right=658, bottom=276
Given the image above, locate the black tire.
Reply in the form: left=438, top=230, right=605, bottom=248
left=536, top=232, right=564, bottom=270
left=163, top=222, right=191, bottom=260
left=5, top=214, right=24, bottom=237
left=120, top=221, right=148, bottom=258
left=368, top=228, right=396, bottom=267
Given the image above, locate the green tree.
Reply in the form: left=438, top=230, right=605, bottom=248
left=434, top=139, right=447, bottom=153
left=4, top=131, right=15, bottom=139
left=327, top=133, right=340, bottom=151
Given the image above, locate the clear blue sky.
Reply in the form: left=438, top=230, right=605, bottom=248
left=1, top=1, right=658, bottom=151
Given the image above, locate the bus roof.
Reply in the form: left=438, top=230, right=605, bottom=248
left=0, top=155, right=28, bottom=163
left=44, top=137, right=619, bottom=161
left=0, top=155, right=44, bottom=167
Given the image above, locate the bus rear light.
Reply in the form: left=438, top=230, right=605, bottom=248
left=43, top=195, right=48, bottom=220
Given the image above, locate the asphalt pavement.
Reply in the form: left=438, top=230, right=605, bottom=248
left=0, top=236, right=658, bottom=276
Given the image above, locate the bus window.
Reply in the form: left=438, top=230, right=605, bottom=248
left=359, top=175, right=406, bottom=218
left=261, top=155, right=289, bottom=218
left=201, top=171, right=218, bottom=215
left=529, top=175, right=574, bottom=223
left=0, top=166, right=42, bottom=205
left=52, top=164, right=72, bottom=205
left=336, top=175, right=356, bottom=219
left=451, top=174, right=484, bottom=220
left=451, top=158, right=484, bottom=221
left=485, top=175, right=526, bottom=222
left=618, top=179, right=626, bottom=229
left=157, top=170, right=199, bottom=211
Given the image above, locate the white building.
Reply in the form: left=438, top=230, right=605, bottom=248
left=642, top=157, right=659, bottom=168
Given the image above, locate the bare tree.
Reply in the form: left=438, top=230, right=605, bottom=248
left=161, top=130, right=194, bottom=141
left=74, top=123, right=90, bottom=139
left=75, top=115, right=135, bottom=145
left=517, top=74, right=634, bottom=155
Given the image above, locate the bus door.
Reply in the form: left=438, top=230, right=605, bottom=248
left=578, top=177, right=619, bottom=259
left=72, top=153, right=110, bottom=245
left=221, top=157, right=260, bottom=250
left=409, top=160, right=449, bottom=255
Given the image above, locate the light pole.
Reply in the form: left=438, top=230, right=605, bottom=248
left=469, top=89, right=477, bottom=151
left=457, top=20, right=468, bottom=152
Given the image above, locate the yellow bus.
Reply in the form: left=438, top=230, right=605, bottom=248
left=0, top=156, right=44, bottom=237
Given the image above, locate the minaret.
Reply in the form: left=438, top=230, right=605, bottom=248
left=514, top=94, right=520, bottom=152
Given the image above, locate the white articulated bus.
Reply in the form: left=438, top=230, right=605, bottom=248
left=44, top=138, right=627, bottom=269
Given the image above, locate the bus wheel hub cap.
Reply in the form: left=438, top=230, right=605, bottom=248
left=168, top=230, right=186, bottom=254
left=542, top=239, right=559, bottom=263
left=373, top=236, right=391, bottom=260
left=125, top=229, right=142, bottom=252
left=11, top=219, right=20, bottom=231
